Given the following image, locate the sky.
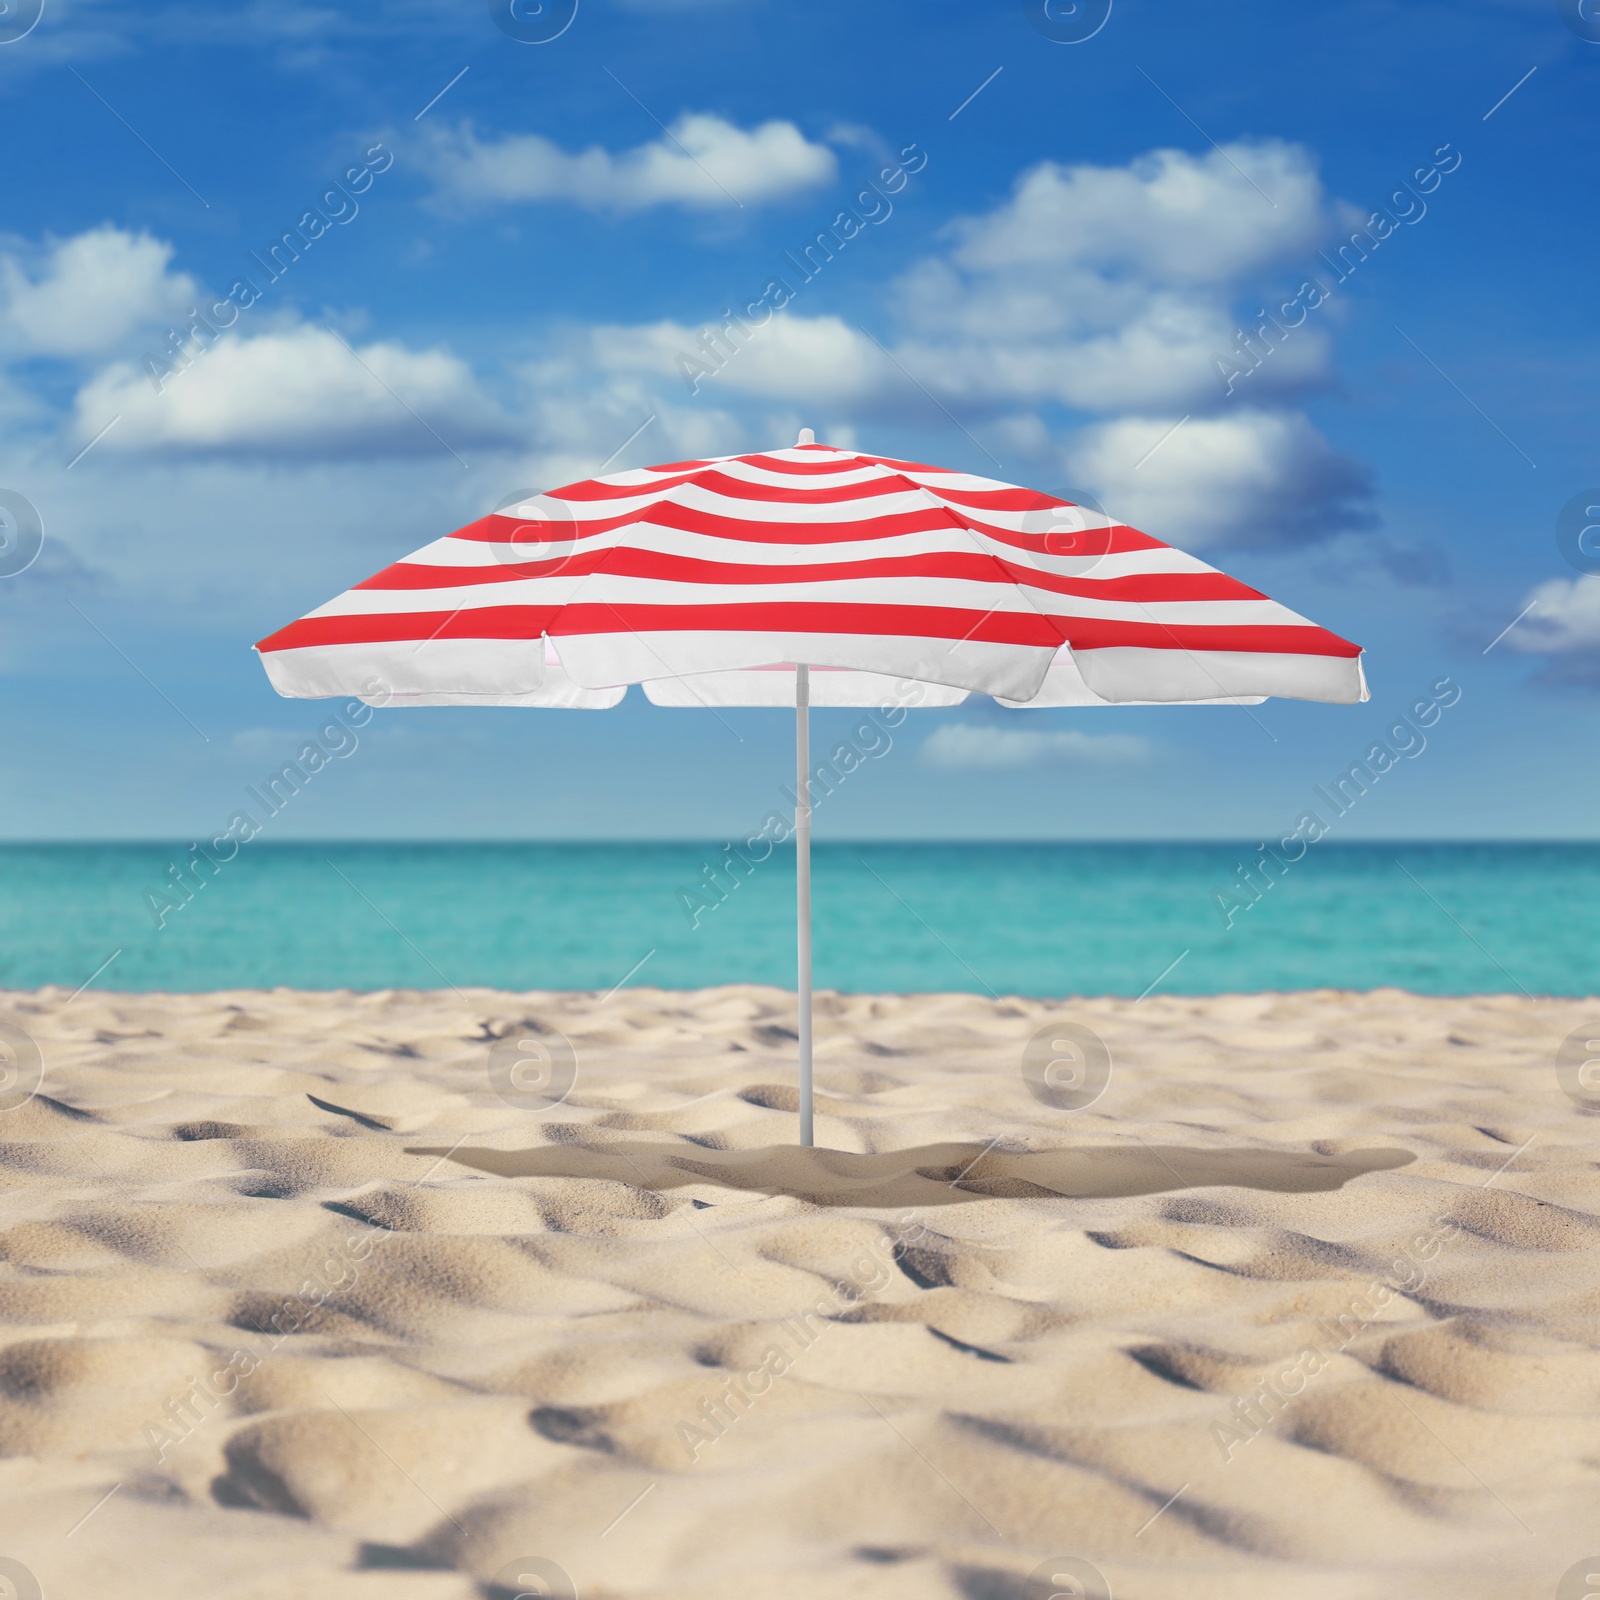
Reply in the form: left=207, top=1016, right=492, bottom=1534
left=1, top=0, right=1598, bottom=842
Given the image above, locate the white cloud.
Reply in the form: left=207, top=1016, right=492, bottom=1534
left=425, top=113, right=836, bottom=211
left=947, top=141, right=1328, bottom=285
left=494, top=381, right=756, bottom=494
left=564, top=138, right=1350, bottom=437
left=543, top=139, right=1371, bottom=549
left=1065, top=410, right=1373, bottom=550
left=921, top=724, right=1154, bottom=770
left=899, top=289, right=1330, bottom=414
left=71, top=324, right=518, bottom=458
left=883, top=141, right=1338, bottom=414
left=593, top=295, right=1317, bottom=418
left=1505, top=577, right=1600, bottom=656
left=13, top=141, right=1372, bottom=551
left=1493, top=576, right=1600, bottom=686
left=0, top=227, right=198, bottom=357
left=0, top=226, right=519, bottom=463
left=590, top=312, right=888, bottom=404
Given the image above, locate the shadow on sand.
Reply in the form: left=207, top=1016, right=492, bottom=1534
left=403, top=1138, right=1415, bottom=1208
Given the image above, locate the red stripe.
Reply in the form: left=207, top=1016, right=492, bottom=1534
left=260, top=603, right=1063, bottom=651
left=552, top=471, right=705, bottom=501
left=555, top=607, right=1358, bottom=658
left=476, top=478, right=1128, bottom=540
left=261, top=603, right=1356, bottom=658
left=259, top=444, right=1364, bottom=667
left=363, top=547, right=1263, bottom=603
left=732, top=453, right=875, bottom=475
left=849, top=454, right=949, bottom=474
left=546, top=602, right=1068, bottom=645
left=447, top=504, right=1171, bottom=555
left=676, top=469, right=917, bottom=504
left=257, top=606, right=554, bottom=652
left=752, top=449, right=987, bottom=478
left=926, top=485, right=1070, bottom=512
left=556, top=466, right=989, bottom=507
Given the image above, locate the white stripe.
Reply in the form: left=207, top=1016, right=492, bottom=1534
left=694, top=449, right=1019, bottom=495
left=583, top=457, right=735, bottom=488
left=258, top=636, right=546, bottom=699
left=665, top=458, right=890, bottom=489
left=400, top=526, right=1219, bottom=576
left=490, top=484, right=1125, bottom=533
left=896, top=467, right=1030, bottom=494
left=307, top=573, right=1319, bottom=628
left=525, top=483, right=953, bottom=525
left=563, top=577, right=1311, bottom=627
left=268, top=442, right=1356, bottom=699
left=262, top=634, right=1359, bottom=706
left=676, top=456, right=1025, bottom=495
left=1077, top=645, right=1365, bottom=705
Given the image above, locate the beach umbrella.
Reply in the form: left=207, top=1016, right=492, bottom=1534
left=256, top=431, right=1365, bottom=1144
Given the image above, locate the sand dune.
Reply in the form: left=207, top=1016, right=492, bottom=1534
left=0, top=984, right=1596, bottom=1598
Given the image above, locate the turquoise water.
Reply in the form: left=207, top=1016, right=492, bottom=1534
left=0, top=842, right=1591, bottom=997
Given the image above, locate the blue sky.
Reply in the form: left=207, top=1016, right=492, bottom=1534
left=1, top=0, right=1597, bottom=841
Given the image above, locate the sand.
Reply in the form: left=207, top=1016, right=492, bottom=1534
left=0, top=983, right=1596, bottom=1599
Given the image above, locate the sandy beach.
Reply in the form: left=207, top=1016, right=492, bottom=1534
left=0, top=984, right=1596, bottom=1599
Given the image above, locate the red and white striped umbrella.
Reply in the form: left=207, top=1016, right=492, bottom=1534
left=256, top=432, right=1365, bottom=1142
left=256, top=434, right=1365, bottom=711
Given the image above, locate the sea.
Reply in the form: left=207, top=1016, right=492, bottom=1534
left=0, top=842, right=1590, bottom=997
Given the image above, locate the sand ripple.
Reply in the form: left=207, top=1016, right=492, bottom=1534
left=0, top=984, right=1595, bottom=1598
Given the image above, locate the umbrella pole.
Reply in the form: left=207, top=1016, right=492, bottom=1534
left=795, top=663, right=813, bottom=1146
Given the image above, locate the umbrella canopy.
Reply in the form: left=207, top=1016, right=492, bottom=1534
left=256, top=432, right=1365, bottom=1145
left=256, top=434, right=1366, bottom=711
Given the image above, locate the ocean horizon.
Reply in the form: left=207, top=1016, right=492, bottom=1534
left=1, top=840, right=1589, bottom=998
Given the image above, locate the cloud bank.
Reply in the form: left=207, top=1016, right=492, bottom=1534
left=1, top=137, right=1379, bottom=572
left=424, top=114, right=837, bottom=212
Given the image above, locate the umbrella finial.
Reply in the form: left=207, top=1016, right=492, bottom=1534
left=796, top=428, right=814, bottom=446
